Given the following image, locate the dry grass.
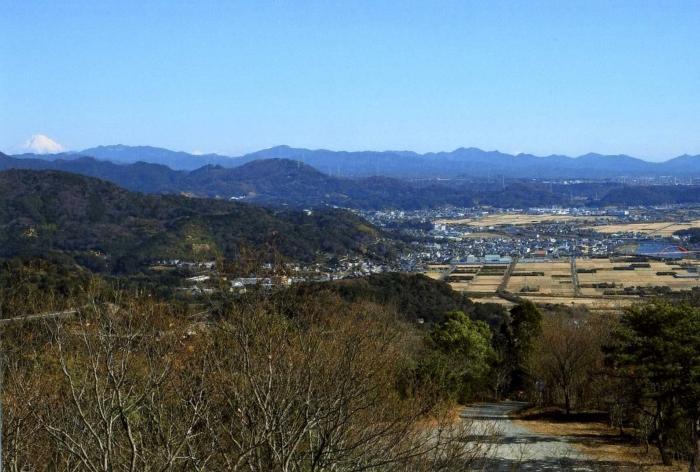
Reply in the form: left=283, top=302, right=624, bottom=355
left=507, top=261, right=574, bottom=296
left=425, top=258, right=699, bottom=309
left=585, top=220, right=700, bottom=237
left=461, top=231, right=511, bottom=239
left=448, top=282, right=472, bottom=292
left=514, top=416, right=687, bottom=471
left=453, top=280, right=502, bottom=294
left=435, top=213, right=598, bottom=226
left=443, top=264, right=506, bottom=294
left=520, top=295, right=636, bottom=311
left=416, top=404, right=464, bottom=429
left=425, top=264, right=451, bottom=270
left=466, top=296, right=516, bottom=307
left=577, top=259, right=700, bottom=295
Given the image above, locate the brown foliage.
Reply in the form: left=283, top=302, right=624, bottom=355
left=1, top=290, right=492, bottom=471
left=531, top=312, right=615, bottom=414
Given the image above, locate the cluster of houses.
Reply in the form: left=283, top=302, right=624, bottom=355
left=175, top=255, right=397, bottom=295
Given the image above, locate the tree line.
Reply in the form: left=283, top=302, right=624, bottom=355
left=507, top=300, right=700, bottom=471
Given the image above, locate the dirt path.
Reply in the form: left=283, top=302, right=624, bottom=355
left=461, top=402, right=628, bottom=471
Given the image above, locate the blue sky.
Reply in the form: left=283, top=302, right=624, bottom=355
left=1, top=0, right=699, bottom=160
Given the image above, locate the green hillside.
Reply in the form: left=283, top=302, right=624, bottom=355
left=0, top=170, right=396, bottom=272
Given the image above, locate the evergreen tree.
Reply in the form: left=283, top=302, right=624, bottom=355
left=508, top=300, right=543, bottom=392
left=607, top=301, right=700, bottom=469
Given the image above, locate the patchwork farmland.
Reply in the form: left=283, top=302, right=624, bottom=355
left=575, top=258, right=700, bottom=295
left=507, top=261, right=575, bottom=296
left=434, top=214, right=602, bottom=227
left=429, top=257, right=700, bottom=311
left=444, top=264, right=507, bottom=294
left=585, top=219, right=700, bottom=237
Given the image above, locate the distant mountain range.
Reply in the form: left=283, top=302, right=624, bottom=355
left=0, top=152, right=475, bottom=209
left=11, top=144, right=700, bottom=178
left=243, top=146, right=700, bottom=179
left=12, top=145, right=239, bottom=171
left=3, top=151, right=700, bottom=209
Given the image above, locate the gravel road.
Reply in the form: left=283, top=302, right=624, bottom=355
left=461, top=402, right=626, bottom=471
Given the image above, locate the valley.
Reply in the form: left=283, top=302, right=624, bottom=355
left=2, top=164, right=699, bottom=309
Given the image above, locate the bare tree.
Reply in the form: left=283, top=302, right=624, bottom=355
left=1, top=352, right=52, bottom=470
left=204, top=299, right=493, bottom=471
left=2, top=289, right=500, bottom=471
left=533, top=314, right=604, bottom=414
left=33, top=298, right=212, bottom=471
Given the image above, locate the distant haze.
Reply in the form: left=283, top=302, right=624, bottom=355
left=6, top=144, right=700, bottom=180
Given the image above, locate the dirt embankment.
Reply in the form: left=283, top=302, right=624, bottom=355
left=515, top=407, right=687, bottom=471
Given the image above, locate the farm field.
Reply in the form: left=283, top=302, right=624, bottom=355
left=430, top=257, right=700, bottom=310
left=576, top=258, right=700, bottom=296
left=446, top=264, right=506, bottom=294
left=425, top=264, right=451, bottom=271
left=468, top=296, right=516, bottom=307
left=423, top=264, right=450, bottom=280
left=435, top=213, right=604, bottom=227
left=423, top=271, right=444, bottom=280
left=507, top=261, right=574, bottom=296
left=520, top=295, right=636, bottom=311
left=461, top=231, right=511, bottom=239
left=466, top=275, right=503, bottom=293
left=585, top=219, right=700, bottom=236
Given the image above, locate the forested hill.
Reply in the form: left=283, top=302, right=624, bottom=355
left=0, top=169, right=396, bottom=272
left=179, top=159, right=476, bottom=208
left=280, top=272, right=507, bottom=327
left=597, top=185, right=700, bottom=206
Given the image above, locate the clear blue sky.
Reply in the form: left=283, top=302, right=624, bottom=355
left=2, top=0, right=699, bottom=160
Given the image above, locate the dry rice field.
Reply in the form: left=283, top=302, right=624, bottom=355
left=423, top=264, right=451, bottom=280
left=447, top=264, right=505, bottom=294
left=435, top=213, right=604, bottom=227
left=429, top=258, right=700, bottom=310
left=423, top=271, right=444, bottom=281
left=585, top=220, right=700, bottom=236
left=468, top=296, right=516, bottom=307
left=576, top=259, right=700, bottom=296
left=520, top=295, right=637, bottom=311
left=507, top=261, right=574, bottom=296
left=461, top=232, right=511, bottom=239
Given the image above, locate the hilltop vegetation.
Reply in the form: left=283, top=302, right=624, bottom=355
left=280, top=272, right=507, bottom=327
left=676, top=227, right=700, bottom=244
left=598, top=185, right=700, bottom=206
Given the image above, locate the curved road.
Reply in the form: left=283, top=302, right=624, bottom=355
left=461, top=402, right=617, bottom=471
